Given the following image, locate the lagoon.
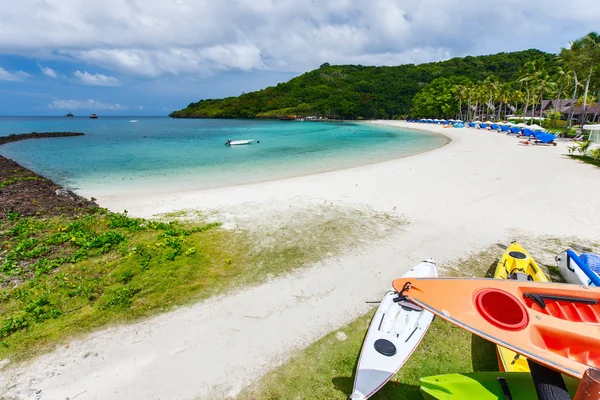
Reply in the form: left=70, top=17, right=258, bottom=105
left=0, top=117, right=447, bottom=199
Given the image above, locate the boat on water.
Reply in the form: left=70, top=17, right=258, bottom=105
left=225, top=139, right=254, bottom=146
left=90, top=113, right=98, bottom=119
left=350, top=259, right=437, bottom=400
left=391, top=277, right=600, bottom=378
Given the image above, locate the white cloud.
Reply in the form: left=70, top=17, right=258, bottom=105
left=39, top=64, right=58, bottom=78
left=0, top=66, right=29, bottom=81
left=73, top=70, right=120, bottom=86
left=49, top=99, right=125, bottom=110
left=0, top=0, right=599, bottom=78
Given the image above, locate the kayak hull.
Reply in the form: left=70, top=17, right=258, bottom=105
left=350, top=259, right=438, bottom=400
left=391, top=277, right=600, bottom=378
left=420, top=372, right=579, bottom=400
left=495, top=242, right=549, bottom=373
left=557, top=250, right=589, bottom=285
left=557, top=250, right=600, bottom=286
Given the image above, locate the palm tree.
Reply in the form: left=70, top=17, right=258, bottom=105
left=561, top=32, right=600, bottom=126
left=518, top=62, right=536, bottom=120
left=496, top=84, right=512, bottom=120
left=536, top=68, right=557, bottom=124
left=581, top=32, right=600, bottom=123
left=484, top=75, right=500, bottom=119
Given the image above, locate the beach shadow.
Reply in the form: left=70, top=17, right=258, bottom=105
left=332, top=376, right=422, bottom=400
left=471, top=333, right=499, bottom=372
left=483, top=259, right=498, bottom=278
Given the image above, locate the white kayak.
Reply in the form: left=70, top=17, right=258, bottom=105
left=350, top=259, right=438, bottom=400
left=226, top=139, right=254, bottom=146
left=556, top=249, right=600, bottom=286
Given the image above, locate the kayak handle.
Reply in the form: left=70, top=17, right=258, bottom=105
left=524, top=293, right=599, bottom=309
left=497, top=377, right=513, bottom=400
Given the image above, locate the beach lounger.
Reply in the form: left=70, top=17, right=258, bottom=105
left=500, top=125, right=510, bottom=132
left=519, top=132, right=557, bottom=146
left=520, top=128, right=536, bottom=137
left=508, top=127, right=521, bottom=135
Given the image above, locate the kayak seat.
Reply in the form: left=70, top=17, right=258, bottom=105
left=508, top=272, right=533, bottom=281
left=397, top=300, right=424, bottom=312
left=374, top=339, right=397, bottom=357
left=508, top=251, right=527, bottom=260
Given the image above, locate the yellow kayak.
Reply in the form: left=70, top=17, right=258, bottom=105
left=495, top=242, right=549, bottom=373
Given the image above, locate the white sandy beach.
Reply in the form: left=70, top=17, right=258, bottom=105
left=2, top=121, right=600, bottom=400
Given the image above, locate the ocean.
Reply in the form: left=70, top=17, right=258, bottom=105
left=0, top=117, right=447, bottom=199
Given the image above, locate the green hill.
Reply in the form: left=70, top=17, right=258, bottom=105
left=170, top=49, right=556, bottom=120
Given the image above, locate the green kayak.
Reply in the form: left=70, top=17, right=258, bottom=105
left=420, top=372, right=579, bottom=400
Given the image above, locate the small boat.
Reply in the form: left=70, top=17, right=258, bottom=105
left=225, top=139, right=254, bottom=146
left=494, top=242, right=548, bottom=373
left=90, top=113, right=98, bottom=119
left=350, top=259, right=437, bottom=400
left=391, top=277, right=600, bottom=378
left=557, top=250, right=600, bottom=286
left=420, top=372, right=579, bottom=400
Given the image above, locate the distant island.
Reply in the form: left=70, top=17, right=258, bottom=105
left=0, top=132, right=85, bottom=146
left=66, top=112, right=74, bottom=117
left=169, top=49, right=555, bottom=120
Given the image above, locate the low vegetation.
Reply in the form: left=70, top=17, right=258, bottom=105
left=0, top=204, right=404, bottom=363
left=567, top=140, right=600, bottom=168
left=235, top=238, right=598, bottom=400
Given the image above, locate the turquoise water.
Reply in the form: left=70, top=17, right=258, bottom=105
left=0, top=117, right=447, bottom=198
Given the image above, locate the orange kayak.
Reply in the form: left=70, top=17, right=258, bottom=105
left=391, top=277, right=600, bottom=378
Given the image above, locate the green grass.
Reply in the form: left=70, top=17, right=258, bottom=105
left=0, top=205, right=404, bottom=363
left=568, top=155, right=600, bottom=168
left=235, top=315, right=497, bottom=400
left=235, top=239, right=596, bottom=400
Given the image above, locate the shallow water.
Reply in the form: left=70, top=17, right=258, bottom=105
left=0, top=117, right=447, bottom=198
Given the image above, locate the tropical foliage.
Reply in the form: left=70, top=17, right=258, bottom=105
left=171, top=33, right=600, bottom=128
left=170, top=50, right=554, bottom=119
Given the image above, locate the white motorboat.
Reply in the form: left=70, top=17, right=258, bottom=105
left=225, top=139, right=254, bottom=146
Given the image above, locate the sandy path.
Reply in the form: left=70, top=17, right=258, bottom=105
left=2, top=121, right=600, bottom=400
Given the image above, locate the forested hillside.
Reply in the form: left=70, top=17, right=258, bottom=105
left=170, top=50, right=556, bottom=119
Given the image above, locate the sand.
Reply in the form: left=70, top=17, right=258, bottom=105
left=2, top=121, right=600, bottom=400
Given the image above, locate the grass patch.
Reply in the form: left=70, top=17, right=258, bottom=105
left=235, top=315, right=496, bottom=400
left=568, top=155, right=600, bottom=168
left=0, top=205, right=404, bottom=363
left=236, top=238, right=598, bottom=400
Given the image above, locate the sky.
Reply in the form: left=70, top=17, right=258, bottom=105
left=0, top=0, right=599, bottom=116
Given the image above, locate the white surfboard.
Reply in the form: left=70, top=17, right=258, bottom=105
left=350, top=259, right=438, bottom=400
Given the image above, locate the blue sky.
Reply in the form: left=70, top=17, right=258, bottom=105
left=0, top=0, right=598, bottom=116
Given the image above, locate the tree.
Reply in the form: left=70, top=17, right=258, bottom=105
left=411, top=76, right=472, bottom=118
left=535, top=68, right=556, bottom=123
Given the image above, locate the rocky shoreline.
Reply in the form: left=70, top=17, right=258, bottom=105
left=0, top=132, right=96, bottom=218
left=0, top=131, right=84, bottom=146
